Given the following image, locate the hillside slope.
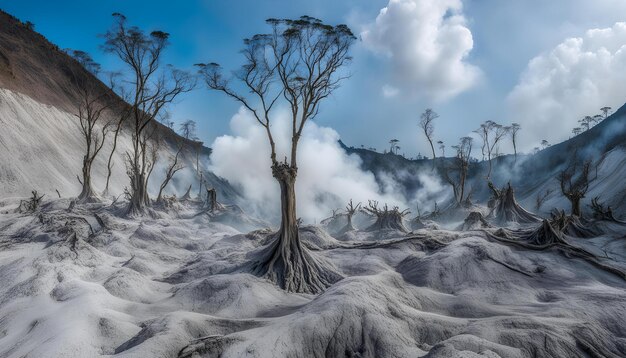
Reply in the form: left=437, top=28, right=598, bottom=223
left=343, top=104, right=626, bottom=217
left=0, top=10, right=238, bottom=203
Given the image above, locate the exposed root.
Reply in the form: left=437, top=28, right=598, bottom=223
left=487, top=220, right=626, bottom=281
left=250, top=230, right=343, bottom=294
left=181, top=184, right=193, bottom=201
left=550, top=210, right=600, bottom=238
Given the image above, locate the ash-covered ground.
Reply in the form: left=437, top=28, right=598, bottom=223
left=0, top=196, right=625, bottom=358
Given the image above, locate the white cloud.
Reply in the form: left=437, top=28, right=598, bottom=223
left=208, top=107, right=413, bottom=223
left=508, top=22, right=626, bottom=150
left=381, top=84, right=399, bottom=98
left=361, top=0, right=480, bottom=101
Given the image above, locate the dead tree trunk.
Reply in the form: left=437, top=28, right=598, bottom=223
left=103, top=116, right=124, bottom=197
left=206, top=187, right=217, bottom=212
left=78, top=156, right=96, bottom=201
left=156, top=144, right=184, bottom=204
left=103, top=14, right=194, bottom=216
left=550, top=210, right=599, bottom=238
left=126, top=147, right=151, bottom=216
left=558, top=159, right=595, bottom=218
left=251, top=163, right=341, bottom=294
left=181, top=184, right=192, bottom=200
left=488, top=182, right=540, bottom=225
left=364, top=200, right=410, bottom=232
left=590, top=197, right=623, bottom=222
left=340, top=199, right=360, bottom=233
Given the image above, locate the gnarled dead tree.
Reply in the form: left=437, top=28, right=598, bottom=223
left=364, top=200, right=410, bottom=232
left=103, top=73, right=129, bottom=197
left=550, top=210, right=599, bottom=238
left=103, top=13, right=194, bottom=216
left=535, top=188, right=554, bottom=211
left=443, top=136, right=473, bottom=206
left=156, top=142, right=185, bottom=204
left=590, top=197, right=622, bottom=223
left=69, top=50, right=112, bottom=202
left=558, top=158, right=596, bottom=217
left=487, top=182, right=540, bottom=225
left=205, top=187, right=225, bottom=212
left=340, top=199, right=360, bottom=233
left=198, top=16, right=355, bottom=293
left=18, top=191, right=45, bottom=213
left=474, top=121, right=510, bottom=179
left=419, top=108, right=438, bottom=169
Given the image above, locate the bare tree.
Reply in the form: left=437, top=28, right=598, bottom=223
left=178, top=119, right=203, bottom=174
left=600, top=106, right=612, bottom=119
left=419, top=108, right=438, bottom=169
left=558, top=158, right=596, bottom=217
left=572, top=127, right=582, bottom=136
left=443, top=136, right=473, bottom=205
left=198, top=16, right=356, bottom=293
left=535, top=188, right=554, bottom=211
left=437, top=140, right=445, bottom=158
left=592, top=114, right=603, bottom=126
left=579, top=116, right=593, bottom=131
left=19, top=191, right=45, bottom=213
left=589, top=197, right=623, bottom=223
left=389, top=139, right=399, bottom=154
left=364, top=200, right=410, bottom=232
left=179, top=119, right=197, bottom=140
left=159, top=112, right=175, bottom=129
left=192, top=140, right=203, bottom=175
left=474, top=121, right=510, bottom=178
left=541, top=139, right=550, bottom=149
left=343, top=199, right=361, bottom=231
left=103, top=13, right=195, bottom=216
left=509, top=123, right=521, bottom=160
left=156, top=141, right=185, bottom=204
left=69, top=50, right=112, bottom=202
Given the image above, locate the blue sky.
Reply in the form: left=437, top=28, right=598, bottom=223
left=3, top=0, right=626, bottom=155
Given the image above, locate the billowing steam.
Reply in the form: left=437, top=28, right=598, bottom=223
left=208, top=107, right=447, bottom=224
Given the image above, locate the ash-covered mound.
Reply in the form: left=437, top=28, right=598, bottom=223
left=2, top=198, right=626, bottom=358
left=298, top=225, right=341, bottom=250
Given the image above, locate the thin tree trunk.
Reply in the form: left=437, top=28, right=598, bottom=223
left=77, top=157, right=95, bottom=202
left=127, top=138, right=150, bottom=215
left=428, top=139, right=436, bottom=170
left=104, top=119, right=123, bottom=196
left=571, top=197, right=582, bottom=217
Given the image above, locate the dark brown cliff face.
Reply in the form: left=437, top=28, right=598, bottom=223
left=0, top=10, right=102, bottom=112
left=0, top=9, right=210, bottom=154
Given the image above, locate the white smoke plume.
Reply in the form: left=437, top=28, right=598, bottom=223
left=208, top=107, right=448, bottom=224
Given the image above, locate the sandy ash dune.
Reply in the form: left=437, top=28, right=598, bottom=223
left=0, top=197, right=625, bottom=358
